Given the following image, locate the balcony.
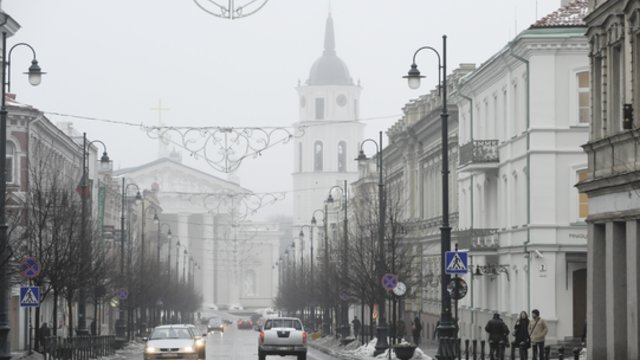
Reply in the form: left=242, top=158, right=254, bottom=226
left=458, top=140, right=499, bottom=172
left=457, top=228, right=499, bottom=252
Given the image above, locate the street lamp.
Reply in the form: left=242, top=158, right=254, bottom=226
left=117, top=180, right=141, bottom=338
left=404, top=35, right=455, bottom=357
left=356, top=131, right=386, bottom=355
left=0, top=29, right=45, bottom=355
left=327, top=180, right=350, bottom=338
left=77, top=133, right=110, bottom=335
left=312, top=203, right=331, bottom=335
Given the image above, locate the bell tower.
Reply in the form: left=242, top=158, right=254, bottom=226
left=292, top=13, right=364, bottom=227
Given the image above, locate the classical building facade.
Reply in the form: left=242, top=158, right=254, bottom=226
left=580, top=0, right=640, bottom=358
left=456, top=0, right=590, bottom=343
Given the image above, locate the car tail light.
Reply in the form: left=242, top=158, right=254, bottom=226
left=302, top=331, right=307, bottom=345
left=259, top=331, right=265, bottom=345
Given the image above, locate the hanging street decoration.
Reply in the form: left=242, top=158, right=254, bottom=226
left=193, top=0, right=270, bottom=20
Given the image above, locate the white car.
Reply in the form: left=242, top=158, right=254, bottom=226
left=258, top=317, right=307, bottom=360
left=143, top=325, right=202, bottom=360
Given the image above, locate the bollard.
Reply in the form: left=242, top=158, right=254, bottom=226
left=573, top=347, right=581, bottom=360
left=558, top=346, right=565, bottom=360
left=480, top=340, right=486, bottom=360
left=544, top=345, right=551, bottom=360
left=473, top=339, right=478, bottom=360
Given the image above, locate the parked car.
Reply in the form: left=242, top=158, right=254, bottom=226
left=143, top=325, right=204, bottom=360
left=237, top=319, right=253, bottom=330
left=258, top=317, right=307, bottom=360
left=208, top=316, right=224, bottom=333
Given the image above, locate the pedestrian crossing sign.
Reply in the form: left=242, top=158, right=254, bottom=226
left=20, top=286, right=40, bottom=308
left=445, top=251, right=468, bottom=274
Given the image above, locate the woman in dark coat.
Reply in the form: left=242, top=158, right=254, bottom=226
left=513, top=311, right=531, bottom=354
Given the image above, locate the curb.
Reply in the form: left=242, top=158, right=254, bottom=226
left=308, top=341, right=357, bottom=360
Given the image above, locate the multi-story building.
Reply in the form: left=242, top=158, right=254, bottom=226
left=456, top=0, right=590, bottom=343
left=579, top=0, right=640, bottom=358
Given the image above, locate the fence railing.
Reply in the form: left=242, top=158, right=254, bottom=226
left=42, top=335, right=117, bottom=360
left=438, top=338, right=583, bottom=360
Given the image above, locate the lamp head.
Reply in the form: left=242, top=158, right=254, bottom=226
left=299, top=230, right=304, bottom=239
left=403, top=63, right=424, bottom=90
left=176, top=240, right=181, bottom=247
left=167, top=229, right=172, bottom=239
left=355, top=150, right=369, bottom=162
left=326, top=194, right=335, bottom=203
left=100, top=151, right=110, bottom=164
left=26, top=60, right=45, bottom=86
left=153, top=213, right=159, bottom=224
left=474, top=266, right=483, bottom=276
left=311, top=216, right=317, bottom=225
left=135, top=191, right=143, bottom=205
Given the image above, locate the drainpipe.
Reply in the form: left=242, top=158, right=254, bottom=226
left=509, top=43, right=531, bottom=313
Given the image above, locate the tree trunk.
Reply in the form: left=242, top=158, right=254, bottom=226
left=52, top=291, right=58, bottom=337
left=67, top=295, right=74, bottom=337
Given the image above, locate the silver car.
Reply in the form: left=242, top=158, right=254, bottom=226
left=143, top=325, right=201, bottom=360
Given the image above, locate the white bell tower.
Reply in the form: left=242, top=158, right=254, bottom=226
left=292, top=14, right=364, bottom=228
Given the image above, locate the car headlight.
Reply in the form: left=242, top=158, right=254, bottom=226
left=195, top=339, right=205, bottom=347
left=181, top=346, right=195, bottom=353
left=144, top=347, right=157, bottom=354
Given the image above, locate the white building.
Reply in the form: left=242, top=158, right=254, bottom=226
left=292, top=13, right=364, bottom=245
left=456, top=0, right=590, bottom=344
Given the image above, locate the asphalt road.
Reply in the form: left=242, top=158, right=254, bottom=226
left=203, top=325, right=338, bottom=360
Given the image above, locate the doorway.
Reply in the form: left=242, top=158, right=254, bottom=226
left=572, top=268, right=586, bottom=337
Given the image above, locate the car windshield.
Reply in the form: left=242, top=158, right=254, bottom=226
left=209, top=318, right=221, bottom=325
left=150, top=327, right=193, bottom=339
left=263, top=319, right=302, bottom=330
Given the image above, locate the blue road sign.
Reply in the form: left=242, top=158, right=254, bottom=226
left=116, top=288, right=129, bottom=300
left=445, top=251, right=468, bottom=274
left=20, top=286, right=40, bottom=308
left=19, top=257, right=41, bottom=278
left=381, top=273, right=398, bottom=290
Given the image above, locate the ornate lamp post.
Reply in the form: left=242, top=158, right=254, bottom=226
left=118, top=180, right=141, bottom=338
left=404, top=35, right=455, bottom=357
left=0, top=28, right=45, bottom=357
left=327, top=180, right=350, bottom=338
left=311, top=209, right=324, bottom=331
left=356, top=131, right=386, bottom=355
left=77, top=133, right=110, bottom=335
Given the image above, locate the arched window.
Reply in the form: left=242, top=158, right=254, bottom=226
left=337, top=141, right=346, bottom=172
left=314, top=141, right=323, bottom=171
left=6, top=141, right=15, bottom=184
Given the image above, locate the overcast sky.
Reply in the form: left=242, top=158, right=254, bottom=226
left=4, top=0, right=563, bottom=220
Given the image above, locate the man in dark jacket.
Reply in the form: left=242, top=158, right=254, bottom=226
left=485, top=313, right=509, bottom=359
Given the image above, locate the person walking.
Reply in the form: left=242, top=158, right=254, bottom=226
left=485, top=313, right=509, bottom=359
left=351, top=316, right=361, bottom=340
left=529, top=309, right=548, bottom=360
left=513, top=311, right=531, bottom=356
left=411, top=316, right=422, bottom=345
left=38, top=322, right=51, bottom=352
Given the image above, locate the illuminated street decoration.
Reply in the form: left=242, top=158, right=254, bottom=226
left=193, top=0, right=270, bottom=19
left=145, top=126, right=304, bottom=173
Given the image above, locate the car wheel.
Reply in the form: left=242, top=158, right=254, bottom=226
left=297, top=354, right=306, bottom=360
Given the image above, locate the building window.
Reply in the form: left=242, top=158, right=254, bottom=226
left=314, top=141, right=323, bottom=171
left=593, top=56, right=603, bottom=138
left=610, top=45, right=623, bottom=133
left=337, top=141, right=346, bottom=172
left=298, top=142, right=303, bottom=172
left=634, top=33, right=640, bottom=128
left=6, top=141, right=15, bottom=184
left=577, top=71, right=590, bottom=123
left=315, top=98, right=325, bottom=120
left=577, top=169, right=589, bottom=219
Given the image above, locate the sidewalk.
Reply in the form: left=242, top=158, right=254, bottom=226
left=309, top=336, right=433, bottom=360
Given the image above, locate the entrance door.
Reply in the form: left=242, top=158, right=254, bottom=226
left=572, top=268, right=587, bottom=337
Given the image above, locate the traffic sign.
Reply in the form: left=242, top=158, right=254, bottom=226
left=20, top=286, right=40, bottom=307
left=445, top=251, right=468, bottom=274
left=109, top=297, right=120, bottom=308
left=381, top=273, right=398, bottom=290
left=116, top=288, right=129, bottom=300
left=447, top=277, right=468, bottom=300
left=19, top=257, right=41, bottom=278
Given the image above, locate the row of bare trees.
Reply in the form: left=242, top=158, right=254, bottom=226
left=275, top=180, right=417, bottom=337
left=6, top=140, right=200, bottom=344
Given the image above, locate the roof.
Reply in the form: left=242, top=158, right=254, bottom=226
left=530, top=0, right=588, bottom=28
left=307, top=14, right=353, bottom=86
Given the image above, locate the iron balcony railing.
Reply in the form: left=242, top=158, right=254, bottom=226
left=459, top=140, right=499, bottom=166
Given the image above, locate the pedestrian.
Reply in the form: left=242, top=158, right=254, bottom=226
left=485, top=313, right=509, bottom=359
left=528, top=309, right=548, bottom=360
left=90, top=319, right=97, bottom=336
left=351, top=316, right=361, bottom=340
left=39, top=322, right=51, bottom=352
left=513, top=311, right=531, bottom=355
left=411, top=316, right=422, bottom=345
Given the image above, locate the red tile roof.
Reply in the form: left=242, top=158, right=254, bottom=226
left=530, top=0, right=588, bottom=28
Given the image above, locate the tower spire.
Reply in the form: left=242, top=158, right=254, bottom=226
left=323, top=13, right=336, bottom=56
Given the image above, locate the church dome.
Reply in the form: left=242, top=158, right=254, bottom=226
left=307, top=15, right=353, bottom=86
